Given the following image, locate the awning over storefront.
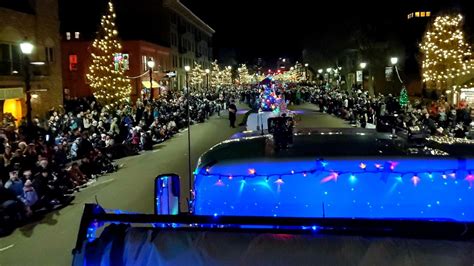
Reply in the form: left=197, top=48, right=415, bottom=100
left=141, top=80, right=159, bottom=88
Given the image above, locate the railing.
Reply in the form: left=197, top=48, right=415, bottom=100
left=73, top=204, right=474, bottom=256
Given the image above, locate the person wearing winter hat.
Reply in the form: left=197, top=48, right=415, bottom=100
left=4, top=170, right=23, bottom=197
left=20, top=179, right=38, bottom=210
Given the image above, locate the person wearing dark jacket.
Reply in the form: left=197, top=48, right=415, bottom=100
left=228, top=100, right=237, bottom=128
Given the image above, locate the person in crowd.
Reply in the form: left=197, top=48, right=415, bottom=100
left=4, top=170, right=23, bottom=197
left=228, top=100, right=237, bottom=128
left=19, top=179, right=38, bottom=213
left=2, top=83, right=474, bottom=233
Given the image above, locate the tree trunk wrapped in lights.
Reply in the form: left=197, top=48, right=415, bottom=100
left=420, top=13, right=473, bottom=91
left=86, top=1, right=131, bottom=107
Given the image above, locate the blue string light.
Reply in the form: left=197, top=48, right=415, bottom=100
left=197, top=159, right=474, bottom=188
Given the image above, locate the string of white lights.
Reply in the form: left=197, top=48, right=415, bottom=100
left=126, top=71, right=149, bottom=79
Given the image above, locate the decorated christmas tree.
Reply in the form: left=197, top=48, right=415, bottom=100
left=420, top=13, right=473, bottom=90
left=259, top=78, right=277, bottom=111
left=87, top=1, right=131, bottom=107
left=399, top=86, right=409, bottom=107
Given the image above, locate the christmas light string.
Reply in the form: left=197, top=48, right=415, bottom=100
left=196, top=159, right=474, bottom=188
left=125, top=71, right=151, bottom=79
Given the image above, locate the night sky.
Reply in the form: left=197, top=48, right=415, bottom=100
left=182, top=0, right=472, bottom=64
left=60, top=0, right=473, bottom=64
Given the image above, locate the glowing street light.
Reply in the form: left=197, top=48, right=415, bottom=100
left=20, top=41, right=34, bottom=55
left=326, top=68, right=332, bottom=73
left=205, top=68, right=210, bottom=91
left=318, top=69, right=323, bottom=73
left=390, top=57, right=399, bottom=65
left=20, top=40, right=34, bottom=127
left=359, top=62, right=367, bottom=69
left=147, top=58, right=155, bottom=99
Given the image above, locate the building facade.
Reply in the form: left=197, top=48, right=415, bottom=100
left=61, top=39, right=171, bottom=102
left=163, top=0, right=215, bottom=91
left=0, top=0, right=63, bottom=121
left=61, top=0, right=214, bottom=97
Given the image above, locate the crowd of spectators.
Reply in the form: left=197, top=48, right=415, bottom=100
left=236, top=82, right=473, bottom=139
left=3, top=82, right=472, bottom=235
left=308, top=85, right=473, bottom=138
left=0, top=89, right=234, bottom=236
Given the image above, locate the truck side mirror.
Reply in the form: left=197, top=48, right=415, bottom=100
left=154, top=174, right=181, bottom=215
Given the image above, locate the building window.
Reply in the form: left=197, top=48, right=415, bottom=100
left=420, top=12, right=425, bottom=17
left=75, top=32, right=80, bottom=39
left=0, top=43, right=22, bottom=75
left=173, top=55, right=178, bottom=68
left=66, top=32, right=71, bottom=40
left=142, top=55, right=148, bottom=71
left=415, top=12, right=420, bottom=17
left=171, top=33, right=177, bottom=46
left=171, top=12, right=177, bottom=25
left=69, top=54, right=78, bottom=71
left=426, top=11, right=431, bottom=17
left=45, top=47, right=54, bottom=62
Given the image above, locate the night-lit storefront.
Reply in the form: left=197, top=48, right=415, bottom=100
left=0, top=87, right=24, bottom=126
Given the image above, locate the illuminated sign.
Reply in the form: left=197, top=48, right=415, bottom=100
left=385, top=67, right=393, bottom=82
left=114, top=53, right=129, bottom=71
left=356, top=70, right=363, bottom=82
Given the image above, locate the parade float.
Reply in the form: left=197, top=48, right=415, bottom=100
left=246, top=77, right=291, bottom=132
left=72, top=126, right=474, bottom=265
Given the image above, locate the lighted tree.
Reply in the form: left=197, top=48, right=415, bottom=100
left=190, top=61, right=204, bottom=89
left=222, top=66, right=233, bottom=85
left=238, top=64, right=252, bottom=84
left=209, top=60, right=222, bottom=88
left=87, top=1, right=131, bottom=107
left=399, top=86, right=409, bottom=107
left=253, top=73, right=265, bottom=84
left=420, top=13, right=473, bottom=91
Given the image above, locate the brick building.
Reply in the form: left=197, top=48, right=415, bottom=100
left=61, top=39, right=171, bottom=101
left=0, top=0, right=63, bottom=121
left=60, top=0, right=214, bottom=94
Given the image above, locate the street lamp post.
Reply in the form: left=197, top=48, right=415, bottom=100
left=147, top=58, right=155, bottom=100
left=20, top=41, right=34, bottom=127
left=227, top=66, right=232, bottom=85
left=184, top=65, right=192, bottom=208
left=359, top=62, right=367, bottom=91
left=326, top=68, right=332, bottom=83
left=205, top=68, right=210, bottom=92
left=390, top=57, right=403, bottom=83
left=304, top=63, right=309, bottom=81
